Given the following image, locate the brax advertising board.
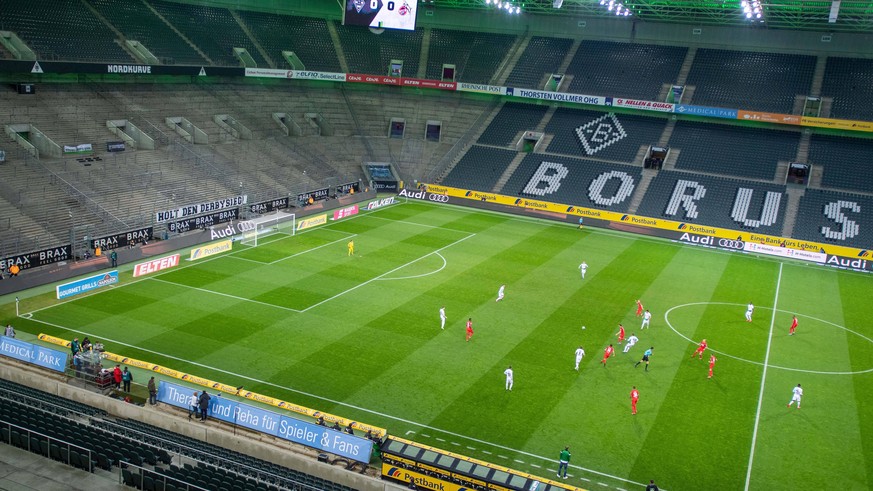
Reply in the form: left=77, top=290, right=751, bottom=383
left=157, top=381, right=372, bottom=463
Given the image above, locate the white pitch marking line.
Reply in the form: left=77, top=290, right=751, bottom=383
left=514, top=459, right=525, bottom=464
left=363, top=214, right=464, bottom=231
left=377, top=252, right=446, bottom=281
left=531, top=464, right=541, bottom=469
left=580, top=478, right=591, bottom=482
left=744, top=262, right=783, bottom=491
left=268, top=234, right=357, bottom=265
left=597, top=483, right=609, bottom=487
left=466, top=446, right=476, bottom=450
left=298, top=233, right=475, bottom=313
left=24, top=314, right=647, bottom=489
left=147, top=277, right=302, bottom=313
left=224, top=255, right=268, bottom=264
left=421, top=434, right=430, bottom=438
left=405, top=431, right=416, bottom=436
left=481, top=450, right=492, bottom=455
left=450, top=442, right=460, bottom=446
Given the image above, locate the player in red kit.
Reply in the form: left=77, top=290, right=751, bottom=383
left=616, top=324, right=626, bottom=344
left=601, top=344, right=615, bottom=367
left=465, top=318, right=474, bottom=342
left=691, top=339, right=707, bottom=359
left=635, top=299, right=644, bottom=317
left=630, top=386, right=639, bottom=415
left=708, top=354, right=717, bottom=379
left=789, top=315, right=798, bottom=336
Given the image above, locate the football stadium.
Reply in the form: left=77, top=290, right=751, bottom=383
left=0, top=1, right=872, bottom=490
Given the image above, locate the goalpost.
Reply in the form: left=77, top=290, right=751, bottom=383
left=239, top=212, right=296, bottom=247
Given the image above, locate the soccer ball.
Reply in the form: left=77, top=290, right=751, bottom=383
left=582, top=326, right=586, bottom=330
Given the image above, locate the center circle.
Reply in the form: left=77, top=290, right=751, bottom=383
left=664, top=302, right=873, bottom=375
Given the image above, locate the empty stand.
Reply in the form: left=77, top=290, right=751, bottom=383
left=792, top=188, right=873, bottom=249
left=820, top=57, right=873, bottom=122
left=686, top=49, right=815, bottom=114
left=565, top=40, right=687, bottom=101
left=668, top=121, right=799, bottom=181
left=334, top=24, right=423, bottom=76
left=500, top=153, right=642, bottom=212
left=636, top=170, right=787, bottom=234
left=147, top=0, right=267, bottom=67
left=0, top=0, right=132, bottom=63
left=504, top=36, right=573, bottom=89
left=808, top=133, right=873, bottom=193
left=441, top=146, right=519, bottom=191
left=544, top=107, right=666, bottom=162
left=477, top=102, right=548, bottom=147
left=237, top=11, right=342, bottom=72
left=89, top=0, right=206, bottom=66
left=425, top=29, right=516, bottom=84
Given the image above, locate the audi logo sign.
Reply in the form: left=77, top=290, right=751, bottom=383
left=679, top=232, right=744, bottom=251
left=399, top=189, right=450, bottom=203
left=718, top=239, right=745, bottom=250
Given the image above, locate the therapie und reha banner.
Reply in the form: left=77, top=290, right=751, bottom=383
left=157, top=381, right=373, bottom=463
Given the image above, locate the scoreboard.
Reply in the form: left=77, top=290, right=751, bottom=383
left=344, top=0, right=418, bottom=31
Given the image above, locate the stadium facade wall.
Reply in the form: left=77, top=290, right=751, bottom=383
left=0, top=361, right=403, bottom=490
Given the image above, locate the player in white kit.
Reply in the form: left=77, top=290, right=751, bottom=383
left=504, top=366, right=514, bottom=391
left=787, top=384, right=803, bottom=409
left=574, top=346, right=585, bottom=370
left=746, top=302, right=754, bottom=322
left=578, top=261, right=588, bottom=279
left=641, top=310, right=652, bottom=329
left=496, top=285, right=505, bottom=302
left=439, top=306, right=446, bottom=330
left=623, top=334, right=639, bottom=353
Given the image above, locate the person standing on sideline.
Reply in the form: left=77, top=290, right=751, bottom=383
left=616, top=324, right=626, bottom=345
left=110, top=250, right=118, bottom=268
left=465, top=318, right=474, bottom=342
left=147, top=377, right=157, bottom=405
left=3, top=324, right=14, bottom=338
left=787, top=384, right=803, bottom=409
left=70, top=338, right=81, bottom=357
left=691, top=339, right=707, bottom=359
left=646, top=480, right=660, bottom=491
left=635, top=347, right=654, bottom=371
left=112, top=365, right=122, bottom=389
left=708, top=354, right=718, bottom=379
left=746, top=302, right=754, bottom=322
left=199, top=391, right=211, bottom=421
left=347, top=240, right=355, bottom=256
left=789, top=315, right=798, bottom=335
left=439, top=306, right=446, bottom=330
left=623, top=333, right=639, bottom=353
left=641, top=309, right=652, bottom=329
left=630, top=386, right=640, bottom=415
left=496, top=284, right=505, bottom=302
left=188, top=391, right=200, bottom=420
left=574, top=346, right=586, bottom=370
left=600, top=344, right=615, bottom=367
left=121, top=367, right=133, bottom=392
left=636, top=299, right=644, bottom=317
left=504, top=366, right=513, bottom=391
left=578, top=261, right=588, bottom=279
left=557, top=446, right=571, bottom=479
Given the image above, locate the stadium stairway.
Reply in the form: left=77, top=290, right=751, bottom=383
left=626, top=169, right=658, bottom=215
left=492, top=35, right=530, bottom=87
left=229, top=9, right=275, bottom=68
left=491, top=152, right=528, bottom=193
left=416, top=28, right=431, bottom=79
left=142, top=0, right=215, bottom=65
left=779, top=187, right=805, bottom=238
left=325, top=21, right=350, bottom=74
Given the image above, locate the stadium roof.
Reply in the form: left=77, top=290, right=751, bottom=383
left=427, top=0, right=873, bottom=32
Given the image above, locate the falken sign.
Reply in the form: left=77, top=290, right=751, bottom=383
left=156, top=195, right=247, bottom=223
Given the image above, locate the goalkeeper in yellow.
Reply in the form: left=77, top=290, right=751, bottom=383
left=348, top=240, right=355, bottom=256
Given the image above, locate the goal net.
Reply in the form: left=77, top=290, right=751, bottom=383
left=239, top=212, right=296, bottom=247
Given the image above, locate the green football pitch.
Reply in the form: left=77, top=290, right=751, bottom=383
left=4, top=200, right=873, bottom=490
